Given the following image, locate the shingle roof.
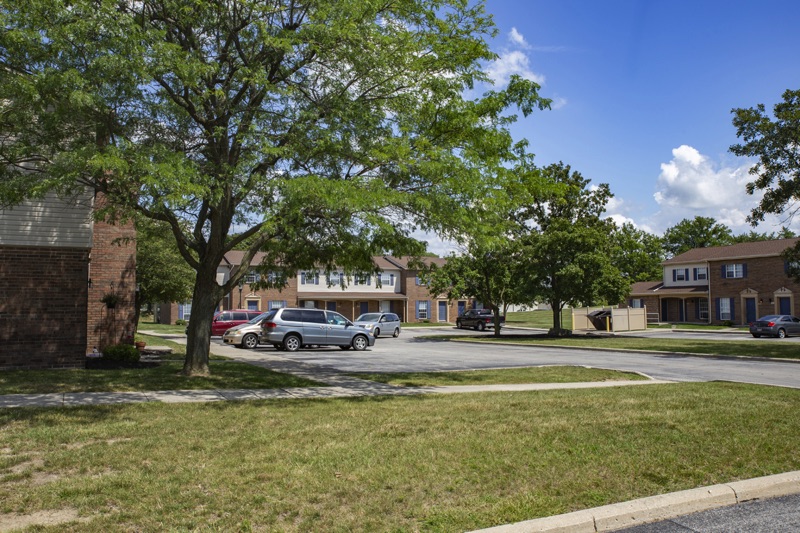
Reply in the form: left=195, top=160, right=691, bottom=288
left=663, top=238, right=800, bottom=265
left=629, top=281, right=709, bottom=296
left=221, top=252, right=441, bottom=271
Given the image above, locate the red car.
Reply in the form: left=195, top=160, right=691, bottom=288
left=186, top=309, right=263, bottom=336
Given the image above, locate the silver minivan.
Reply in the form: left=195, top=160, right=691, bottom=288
left=260, top=308, right=375, bottom=352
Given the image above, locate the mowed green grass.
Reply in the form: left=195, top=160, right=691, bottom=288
left=451, top=334, right=800, bottom=360
left=0, top=361, right=322, bottom=394
left=349, top=366, right=647, bottom=387
left=1, top=383, right=799, bottom=531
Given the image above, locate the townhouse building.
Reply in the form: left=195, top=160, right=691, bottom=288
left=0, top=190, right=136, bottom=369
left=159, top=253, right=470, bottom=324
left=628, top=238, right=800, bottom=325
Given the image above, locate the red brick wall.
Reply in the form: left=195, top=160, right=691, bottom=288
left=0, top=246, right=89, bottom=369
left=86, top=195, right=136, bottom=351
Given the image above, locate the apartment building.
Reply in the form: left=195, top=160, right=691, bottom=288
left=628, top=238, right=800, bottom=325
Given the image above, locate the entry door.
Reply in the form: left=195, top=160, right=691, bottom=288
left=779, top=297, right=791, bottom=315
left=360, top=302, right=369, bottom=315
left=438, top=301, right=447, bottom=322
left=744, top=298, right=756, bottom=324
left=327, top=301, right=337, bottom=312
left=458, top=301, right=466, bottom=316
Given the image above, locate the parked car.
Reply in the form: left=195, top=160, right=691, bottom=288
left=222, top=312, right=270, bottom=349
left=749, top=315, right=800, bottom=338
left=353, top=312, right=402, bottom=338
left=185, top=309, right=263, bottom=337
left=456, top=309, right=505, bottom=331
left=260, top=308, right=375, bottom=352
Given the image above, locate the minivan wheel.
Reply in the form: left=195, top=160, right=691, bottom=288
left=373, top=328, right=380, bottom=338
left=352, top=335, right=368, bottom=351
left=393, top=327, right=400, bottom=337
left=242, top=333, right=258, bottom=349
left=283, top=334, right=302, bottom=352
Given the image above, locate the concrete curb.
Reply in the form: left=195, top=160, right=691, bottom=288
left=470, top=471, right=800, bottom=532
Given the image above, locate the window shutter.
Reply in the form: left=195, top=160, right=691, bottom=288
left=427, top=300, right=431, bottom=319
left=785, top=261, right=790, bottom=274
left=415, top=301, right=420, bottom=319
left=367, top=275, right=372, bottom=286
left=684, top=268, right=689, bottom=280
left=390, top=274, right=395, bottom=285
left=729, top=298, right=735, bottom=321
left=693, top=268, right=698, bottom=280
left=742, top=264, right=747, bottom=278
left=628, top=299, right=633, bottom=307
left=720, top=265, right=727, bottom=279
left=695, top=299, right=700, bottom=319
left=715, top=298, right=721, bottom=320
left=301, top=272, right=306, bottom=284
left=672, top=269, right=677, bottom=282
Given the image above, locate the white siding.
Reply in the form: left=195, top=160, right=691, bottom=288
left=663, top=263, right=709, bottom=287
left=0, top=190, right=94, bottom=248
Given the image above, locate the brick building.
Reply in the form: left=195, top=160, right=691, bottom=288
left=0, top=190, right=136, bottom=369
left=158, top=253, right=470, bottom=324
left=627, top=238, right=800, bottom=325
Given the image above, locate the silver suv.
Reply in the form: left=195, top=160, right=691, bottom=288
left=260, top=308, right=375, bottom=352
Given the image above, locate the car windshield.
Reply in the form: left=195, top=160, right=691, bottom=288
left=247, top=312, right=270, bottom=325
left=356, top=313, right=381, bottom=322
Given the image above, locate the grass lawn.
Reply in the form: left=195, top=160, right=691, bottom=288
left=137, top=320, right=187, bottom=335
left=446, top=334, right=800, bottom=360
left=505, top=309, right=573, bottom=329
left=1, top=383, right=799, bottom=531
left=348, top=366, right=647, bottom=387
left=0, top=361, right=323, bottom=395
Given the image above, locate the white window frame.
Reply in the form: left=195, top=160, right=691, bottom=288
left=726, top=264, right=744, bottom=279
left=301, top=271, right=319, bottom=285
left=269, top=300, right=284, bottom=310
left=244, top=271, right=260, bottom=284
left=699, top=298, right=709, bottom=320
left=675, top=269, right=687, bottom=281
left=418, top=301, right=428, bottom=320
left=695, top=268, right=707, bottom=281
left=631, top=298, right=643, bottom=309
left=380, top=273, right=393, bottom=286
left=719, top=298, right=731, bottom=320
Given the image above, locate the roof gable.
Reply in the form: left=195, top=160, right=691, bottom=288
left=663, top=238, right=800, bottom=265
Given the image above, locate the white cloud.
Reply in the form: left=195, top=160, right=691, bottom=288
left=646, top=144, right=800, bottom=234
left=508, top=27, right=530, bottom=49
left=486, top=29, right=546, bottom=87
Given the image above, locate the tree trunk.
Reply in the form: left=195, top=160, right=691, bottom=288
left=491, top=303, right=502, bottom=337
left=183, top=265, right=223, bottom=376
left=550, top=302, right=562, bottom=336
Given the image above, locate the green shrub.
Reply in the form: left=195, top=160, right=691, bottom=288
left=175, top=319, right=187, bottom=326
left=102, top=344, right=141, bottom=363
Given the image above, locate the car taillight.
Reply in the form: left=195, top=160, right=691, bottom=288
left=767, top=321, right=775, bottom=327
left=265, top=322, right=277, bottom=329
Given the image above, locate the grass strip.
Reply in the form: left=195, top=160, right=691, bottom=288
left=348, top=366, right=647, bottom=387
left=0, top=361, right=323, bottom=395
left=444, top=334, right=800, bottom=360
left=0, top=383, right=798, bottom=531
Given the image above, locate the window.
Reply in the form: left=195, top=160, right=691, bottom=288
left=301, top=271, right=319, bottom=285
left=269, top=300, right=286, bottom=310
left=719, top=298, right=731, bottom=320
left=694, top=268, right=707, bottom=281
left=328, top=272, right=344, bottom=286
left=244, top=271, right=260, bottom=284
left=723, top=264, right=745, bottom=279
left=675, top=269, right=687, bottom=281
left=379, top=273, right=394, bottom=287
left=698, top=298, right=709, bottom=320
left=417, top=300, right=428, bottom=320
left=630, top=298, right=644, bottom=308
left=355, top=274, right=371, bottom=286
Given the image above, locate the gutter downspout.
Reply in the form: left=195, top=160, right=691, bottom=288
left=706, top=260, right=712, bottom=324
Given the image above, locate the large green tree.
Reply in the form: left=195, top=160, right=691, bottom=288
left=610, top=222, right=664, bottom=282
left=515, top=163, right=629, bottom=335
left=662, top=216, right=734, bottom=257
left=0, top=0, right=549, bottom=374
left=731, top=89, right=800, bottom=225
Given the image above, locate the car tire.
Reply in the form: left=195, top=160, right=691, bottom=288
left=393, top=327, right=400, bottom=337
left=283, top=334, right=302, bottom=352
left=778, top=328, right=787, bottom=339
left=476, top=322, right=485, bottom=331
left=456, top=320, right=462, bottom=329
left=752, top=334, right=761, bottom=338
left=242, top=333, right=258, bottom=349
left=373, top=328, right=380, bottom=338
left=352, top=335, right=368, bottom=351
left=339, top=345, right=351, bottom=350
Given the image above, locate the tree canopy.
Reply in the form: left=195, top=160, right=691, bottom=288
left=731, top=89, right=800, bottom=225
left=662, top=216, right=734, bottom=257
left=0, top=0, right=549, bottom=374
left=610, top=222, right=664, bottom=282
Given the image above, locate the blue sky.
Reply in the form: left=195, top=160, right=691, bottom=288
left=448, top=0, right=800, bottom=245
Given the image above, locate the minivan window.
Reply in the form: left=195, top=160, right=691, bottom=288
left=302, top=310, right=326, bottom=324
left=326, top=312, right=348, bottom=326
left=232, top=312, right=248, bottom=321
left=280, top=309, right=303, bottom=322
left=219, top=312, right=232, bottom=321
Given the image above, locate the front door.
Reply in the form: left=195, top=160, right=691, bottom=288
left=458, top=301, right=466, bottom=316
left=438, top=301, right=447, bottom=322
left=327, top=301, right=337, bottom=312
left=360, top=302, right=369, bottom=315
left=779, top=297, right=791, bottom=315
left=745, top=297, right=756, bottom=324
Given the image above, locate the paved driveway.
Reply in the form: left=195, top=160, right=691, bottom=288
left=226, top=326, right=800, bottom=389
